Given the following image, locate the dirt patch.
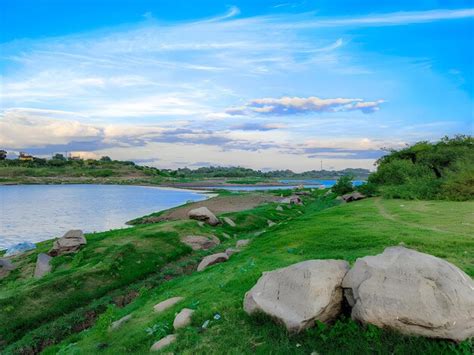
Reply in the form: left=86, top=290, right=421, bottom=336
left=140, top=193, right=281, bottom=224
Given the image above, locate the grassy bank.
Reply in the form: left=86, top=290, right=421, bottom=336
left=2, top=190, right=472, bottom=354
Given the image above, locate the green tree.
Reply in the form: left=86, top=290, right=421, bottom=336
left=332, top=175, right=354, bottom=195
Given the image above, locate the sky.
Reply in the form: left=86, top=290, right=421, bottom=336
left=0, top=0, right=473, bottom=171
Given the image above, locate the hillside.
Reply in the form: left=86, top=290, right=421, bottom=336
left=1, top=191, right=472, bottom=354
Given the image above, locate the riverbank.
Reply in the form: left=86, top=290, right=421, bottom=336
left=1, top=190, right=472, bottom=354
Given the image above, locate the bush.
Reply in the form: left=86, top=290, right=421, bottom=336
left=332, top=175, right=354, bottom=195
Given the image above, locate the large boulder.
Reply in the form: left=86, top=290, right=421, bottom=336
left=0, top=258, right=16, bottom=279
left=34, top=253, right=52, bottom=278
left=188, top=207, right=220, bottom=226
left=49, top=230, right=86, bottom=256
left=173, top=308, right=194, bottom=329
left=244, top=260, right=350, bottom=333
left=341, top=192, right=365, bottom=202
left=5, top=241, right=36, bottom=257
left=280, top=196, right=303, bottom=205
left=150, top=334, right=177, bottom=352
left=109, top=314, right=132, bottom=331
left=181, top=235, right=220, bottom=250
left=197, top=253, right=229, bottom=272
left=342, top=247, right=474, bottom=342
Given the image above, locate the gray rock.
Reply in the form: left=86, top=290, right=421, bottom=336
left=341, top=192, right=365, bottom=202
left=150, top=334, right=177, bottom=352
left=0, top=258, right=16, bottom=279
left=197, top=253, right=229, bottom=272
left=223, top=217, right=236, bottom=227
left=153, top=296, right=184, bottom=313
left=342, top=247, right=474, bottom=342
left=109, top=314, right=132, bottom=331
left=5, top=241, right=36, bottom=257
left=281, top=196, right=303, bottom=205
left=267, top=219, right=276, bottom=227
left=276, top=205, right=284, bottom=211
left=173, top=308, right=194, bottom=329
left=244, top=260, right=350, bottom=333
left=34, top=253, right=52, bottom=278
left=181, top=235, right=220, bottom=250
left=236, top=239, right=250, bottom=248
left=49, top=230, right=86, bottom=256
left=188, top=207, right=220, bottom=226
left=225, top=248, right=240, bottom=256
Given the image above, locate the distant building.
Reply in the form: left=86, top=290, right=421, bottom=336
left=19, top=152, right=34, bottom=161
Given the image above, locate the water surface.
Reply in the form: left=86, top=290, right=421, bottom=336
left=0, top=184, right=208, bottom=250
left=205, top=179, right=365, bottom=191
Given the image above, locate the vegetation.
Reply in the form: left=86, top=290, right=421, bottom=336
left=1, top=190, right=472, bottom=354
left=365, top=135, right=473, bottom=200
left=331, top=175, right=354, bottom=195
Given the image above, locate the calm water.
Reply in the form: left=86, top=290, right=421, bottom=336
left=205, top=179, right=365, bottom=191
left=0, top=185, right=208, bottom=250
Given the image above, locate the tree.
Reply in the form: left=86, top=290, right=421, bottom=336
left=0, top=150, right=7, bottom=160
left=332, top=175, right=354, bottom=195
left=52, top=153, right=66, bottom=161
left=100, top=156, right=112, bottom=162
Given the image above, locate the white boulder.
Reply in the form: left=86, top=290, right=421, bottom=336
left=342, top=247, right=474, bottom=342
left=244, top=260, right=350, bottom=333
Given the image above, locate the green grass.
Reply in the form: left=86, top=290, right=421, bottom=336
left=25, top=196, right=473, bottom=354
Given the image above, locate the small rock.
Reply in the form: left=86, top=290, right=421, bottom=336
left=276, top=205, right=284, bottom=211
left=197, top=221, right=205, bottom=227
left=0, top=258, right=16, bottom=279
left=34, top=253, right=52, bottom=278
left=223, top=217, right=236, bottom=227
left=222, top=233, right=231, bottom=239
left=109, top=314, right=132, bottom=331
left=49, top=230, right=86, bottom=256
left=197, top=253, right=229, bottom=272
left=280, top=196, right=303, bottom=205
left=225, top=248, right=240, bottom=256
left=181, top=235, right=220, bottom=250
left=341, top=192, right=365, bottom=202
left=188, top=207, right=220, bottom=226
left=173, top=308, right=194, bottom=329
left=5, top=241, right=36, bottom=257
left=236, top=239, right=250, bottom=248
left=267, top=220, right=276, bottom=227
left=150, top=334, right=177, bottom=351
left=153, top=297, right=184, bottom=313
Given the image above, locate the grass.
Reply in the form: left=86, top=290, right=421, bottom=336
left=4, top=194, right=468, bottom=354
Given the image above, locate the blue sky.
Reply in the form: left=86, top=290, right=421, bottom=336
left=0, top=1, right=472, bottom=171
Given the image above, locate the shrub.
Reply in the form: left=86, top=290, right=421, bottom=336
left=332, top=175, right=354, bottom=195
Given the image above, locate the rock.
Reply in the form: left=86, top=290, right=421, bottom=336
left=222, top=233, right=231, bottom=239
left=188, top=207, right=220, bottom=226
left=109, top=314, right=132, bottom=331
left=223, top=217, right=236, bottom=227
left=267, top=219, right=276, bottom=227
left=150, top=334, right=177, bottom=352
left=276, top=205, right=284, bottom=211
left=341, top=192, right=365, bottom=202
left=236, top=239, right=250, bottom=248
left=197, top=221, right=205, bottom=227
left=153, top=297, right=184, bottom=313
left=34, top=253, right=52, bottom=278
left=197, top=253, right=229, bottom=272
left=181, top=235, right=220, bottom=250
left=0, top=258, right=16, bottom=279
left=342, top=247, right=474, bottom=342
left=5, top=241, right=36, bottom=257
left=281, top=196, right=303, bottom=205
left=244, top=260, right=350, bottom=333
left=173, top=308, right=194, bottom=329
left=225, top=248, right=240, bottom=256
left=49, top=230, right=86, bottom=256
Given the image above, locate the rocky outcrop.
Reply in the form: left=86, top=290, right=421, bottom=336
left=49, top=230, right=86, bottom=256
left=223, top=217, right=236, bottom=227
left=109, top=314, right=132, bottom=331
left=244, top=260, right=350, bottom=333
left=197, top=253, right=229, bottom=272
left=188, top=207, right=220, bottom=226
left=341, top=192, right=365, bottom=202
left=34, top=253, right=52, bottom=278
left=173, top=308, right=194, bottom=329
left=0, top=258, right=15, bottom=279
left=150, top=334, right=177, bottom=352
left=342, top=247, right=474, bottom=342
left=153, top=296, right=184, bottom=313
left=181, top=235, right=220, bottom=250
left=280, top=196, right=303, bottom=205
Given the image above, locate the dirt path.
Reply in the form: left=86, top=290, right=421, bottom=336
left=140, top=193, right=281, bottom=223
left=374, top=197, right=455, bottom=235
